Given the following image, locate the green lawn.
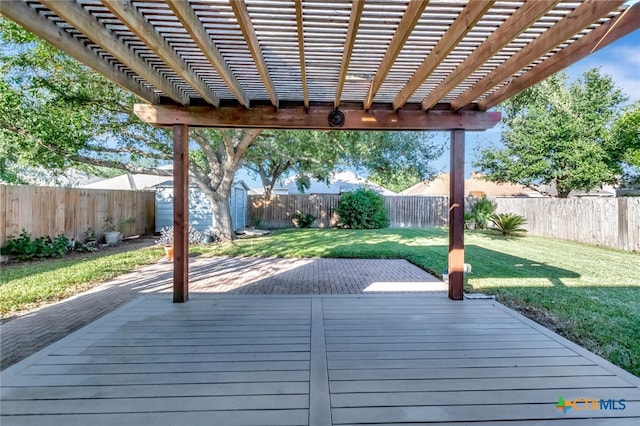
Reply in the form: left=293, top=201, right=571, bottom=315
left=1, top=246, right=164, bottom=317
left=200, top=228, right=640, bottom=376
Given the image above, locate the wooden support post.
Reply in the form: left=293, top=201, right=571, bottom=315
left=173, top=124, right=189, bottom=303
left=449, top=129, right=465, bottom=300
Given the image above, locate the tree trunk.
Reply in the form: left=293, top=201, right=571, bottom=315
left=210, top=195, right=233, bottom=241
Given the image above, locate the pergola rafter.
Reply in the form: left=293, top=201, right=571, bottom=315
left=166, top=0, right=250, bottom=108
left=103, top=0, right=220, bottom=107
left=39, top=0, right=188, bottom=105
left=450, top=0, right=624, bottom=110
left=0, top=0, right=159, bottom=104
left=393, top=0, right=496, bottom=111
left=480, top=1, right=640, bottom=110
left=362, top=0, right=429, bottom=111
left=334, top=0, right=364, bottom=109
left=420, top=0, right=561, bottom=111
left=294, top=0, right=309, bottom=109
left=230, top=0, right=279, bottom=108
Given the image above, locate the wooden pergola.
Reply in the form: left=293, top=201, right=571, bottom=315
left=3, top=0, right=638, bottom=302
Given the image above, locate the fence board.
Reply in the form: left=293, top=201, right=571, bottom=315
left=1, top=185, right=156, bottom=247
left=249, top=194, right=638, bottom=252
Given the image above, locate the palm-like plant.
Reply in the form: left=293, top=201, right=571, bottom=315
left=490, top=213, right=528, bottom=237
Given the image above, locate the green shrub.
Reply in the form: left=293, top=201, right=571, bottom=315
left=470, top=197, right=496, bottom=229
left=1, top=230, right=69, bottom=260
left=490, top=213, right=528, bottom=236
left=336, top=188, right=389, bottom=229
left=293, top=211, right=315, bottom=228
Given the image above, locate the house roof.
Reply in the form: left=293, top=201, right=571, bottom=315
left=82, top=173, right=171, bottom=190
left=3, top=1, right=638, bottom=130
left=286, top=171, right=396, bottom=195
left=400, top=172, right=541, bottom=197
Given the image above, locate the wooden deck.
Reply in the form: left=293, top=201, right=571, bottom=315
left=2, top=294, right=639, bottom=425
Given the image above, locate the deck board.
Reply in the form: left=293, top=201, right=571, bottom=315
left=2, top=294, right=638, bottom=425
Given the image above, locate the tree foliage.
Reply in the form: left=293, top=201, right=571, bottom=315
left=474, top=70, right=629, bottom=197
left=611, top=101, right=640, bottom=174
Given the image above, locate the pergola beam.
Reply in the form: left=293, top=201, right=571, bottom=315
left=363, top=0, right=429, bottom=110
left=450, top=0, right=624, bottom=111
left=230, top=0, right=279, bottom=108
left=479, top=1, right=640, bottom=110
left=0, top=0, right=158, bottom=104
left=294, top=0, right=309, bottom=109
left=335, top=0, right=365, bottom=109
left=134, top=104, right=501, bottom=131
left=421, top=0, right=560, bottom=111
left=166, top=0, right=250, bottom=108
left=40, top=0, right=188, bottom=105
left=393, top=0, right=495, bottom=111
left=103, top=0, right=219, bottom=107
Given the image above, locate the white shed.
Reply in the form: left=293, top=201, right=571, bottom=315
left=155, top=181, right=249, bottom=233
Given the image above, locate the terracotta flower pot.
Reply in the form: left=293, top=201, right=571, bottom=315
left=164, top=245, right=174, bottom=261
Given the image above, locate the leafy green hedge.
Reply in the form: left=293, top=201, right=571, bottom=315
left=336, top=188, right=389, bottom=229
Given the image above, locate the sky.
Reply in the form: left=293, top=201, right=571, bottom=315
left=432, top=26, right=640, bottom=177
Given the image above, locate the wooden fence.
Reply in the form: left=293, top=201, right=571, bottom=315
left=492, top=197, right=640, bottom=252
left=1, top=185, right=156, bottom=247
left=249, top=194, right=639, bottom=251
left=249, top=194, right=451, bottom=229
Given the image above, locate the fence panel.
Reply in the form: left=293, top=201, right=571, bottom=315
left=1, top=185, right=156, bottom=247
left=492, top=197, right=639, bottom=252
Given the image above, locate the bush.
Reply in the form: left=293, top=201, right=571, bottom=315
left=470, top=197, right=496, bottom=229
left=490, top=213, right=528, bottom=236
left=1, top=230, right=69, bottom=260
left=293, top=211, right=315, bottom=228
left=336, top=188, right=389, bottom=229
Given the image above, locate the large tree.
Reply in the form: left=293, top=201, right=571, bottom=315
left=611, top=101, right=640, bottom=177
left=243, top=130, right=442, bottom=196
left=474, top=69, right=628, bottom=198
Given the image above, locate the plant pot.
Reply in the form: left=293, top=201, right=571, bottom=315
left=466, top=221, right=476, bottom=230
left=164, top=245, right=174, bottom=261
left=104, top=231, right=121, bottom=245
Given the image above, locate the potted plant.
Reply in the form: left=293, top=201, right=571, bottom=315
left=103, top=216, right=121, bottom=245
left=464, top=212, right=476, bottom=230
left=157, top=226, right=174, bottom=261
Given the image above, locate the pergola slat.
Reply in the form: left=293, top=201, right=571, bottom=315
left=392, top=0, right=495, bottom=111
left=0, top=0, right=158, bottom=104
left=479, top=1, right=640, bottom=110
left=39, top=0, right=188, bottom=105
left=450, top=0, right=624, bottom=111
left=103, top=0, right=219, bottom=107
left=363, top=0, right=430, bottom=110
left=420, top=0, right=561, bottom=111
left=230, top=0, right=279, bottom=108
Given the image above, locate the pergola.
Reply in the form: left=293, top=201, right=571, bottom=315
left=3, top=0, right=638, bottom=302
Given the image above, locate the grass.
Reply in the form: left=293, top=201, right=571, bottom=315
left=1, top=246, right=164, bottom=318
left=200, top=228, right=640, bottom=376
